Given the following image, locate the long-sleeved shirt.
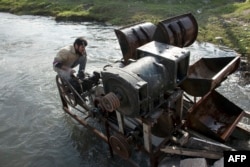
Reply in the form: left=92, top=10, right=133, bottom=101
left=53, top=45, right=87, bottom=74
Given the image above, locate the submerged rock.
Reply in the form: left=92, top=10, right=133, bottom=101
left=180, top=158, right=208, bottom=167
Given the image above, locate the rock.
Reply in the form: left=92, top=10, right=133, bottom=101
left=180, top=158, right=208, bottom=167
left=213, top=157, right=224, bottom=167
left=215, top=37, right=223, bottom=40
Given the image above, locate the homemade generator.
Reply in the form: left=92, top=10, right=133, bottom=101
left=55, top=13, right=249, bottom=166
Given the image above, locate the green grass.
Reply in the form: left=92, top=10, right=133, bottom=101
left=0, top=0, right=249, bottom=54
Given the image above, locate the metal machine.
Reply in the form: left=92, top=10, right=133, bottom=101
left=55, top=13, right=249, bottom=166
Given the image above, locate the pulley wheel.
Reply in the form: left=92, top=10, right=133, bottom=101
left=101, top=92, right=120, bottom=112
left=56, top=75, right=77, bottom=107
left=109, top=134, right=131, bottom=159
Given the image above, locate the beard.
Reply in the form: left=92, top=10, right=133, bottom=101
left=75, top=48, right=83, bottom=56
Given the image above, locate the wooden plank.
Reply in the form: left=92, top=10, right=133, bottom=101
left=160, top=146, right=223, bottom=159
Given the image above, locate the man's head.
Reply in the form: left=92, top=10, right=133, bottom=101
left=74, top=37, right=88, bottom=56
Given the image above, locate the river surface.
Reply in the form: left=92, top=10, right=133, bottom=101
left=0, top=12, right=249, bottom=167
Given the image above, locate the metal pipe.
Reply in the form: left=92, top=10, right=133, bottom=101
left=63, top=107, right=108, bottom=142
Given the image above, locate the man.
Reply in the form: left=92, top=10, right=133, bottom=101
left=53, top=37, right=99, bottom=92
left=53, top=37, right=87, bottom=78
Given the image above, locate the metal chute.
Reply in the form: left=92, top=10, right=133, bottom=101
left=180, top=56, right=241, bottom=96
left=153, top=13, right=198, bottom=47
left=115, top=22, right=156, bottom=64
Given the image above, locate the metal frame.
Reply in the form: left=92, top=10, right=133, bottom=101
left=55, top=74, right=249, bottom=167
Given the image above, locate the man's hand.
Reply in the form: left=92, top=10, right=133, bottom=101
left=69, top=69, right=76, bottom=75
left=77, top=70, right=85, bottom=79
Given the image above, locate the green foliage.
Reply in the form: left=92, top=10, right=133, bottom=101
left=0, top=0, right=249, bottom=53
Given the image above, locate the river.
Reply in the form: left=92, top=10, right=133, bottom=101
left=0, top=12, right=249, bottom=167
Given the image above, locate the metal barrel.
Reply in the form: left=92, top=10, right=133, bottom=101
left=153, top=13, right=198, bottom=47
left=114, top=22, right=156, bottom=64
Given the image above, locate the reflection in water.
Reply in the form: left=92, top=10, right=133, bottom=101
left=0, top=12, right=249, bottom=167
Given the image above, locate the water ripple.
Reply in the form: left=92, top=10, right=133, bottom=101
left=0, top=12, right=249, bottom=167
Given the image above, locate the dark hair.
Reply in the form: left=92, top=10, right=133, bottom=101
left=74, top=37, right=88, bottom=46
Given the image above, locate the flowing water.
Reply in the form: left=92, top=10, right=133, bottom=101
left=0, top=12, right=249, bottom=167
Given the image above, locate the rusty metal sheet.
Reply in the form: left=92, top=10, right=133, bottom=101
left=181, top=55, right=240, bottom=96
left=115, top=22, right=156, bottom=64
left=153, top=13, right=198, bottom=47
left=186, top=90, right=244, bottom=142
left=160, top=146, right=223, bottom=159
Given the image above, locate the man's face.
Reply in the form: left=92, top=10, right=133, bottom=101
left=75, top=44, right=85, bottom=56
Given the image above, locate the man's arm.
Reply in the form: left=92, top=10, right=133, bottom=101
left=78, top=54, right=87, bottom=75
left=53, top=59, right=76, bottom=74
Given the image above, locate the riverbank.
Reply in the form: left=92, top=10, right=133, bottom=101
left=0, top=0, right=249, bottom=54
